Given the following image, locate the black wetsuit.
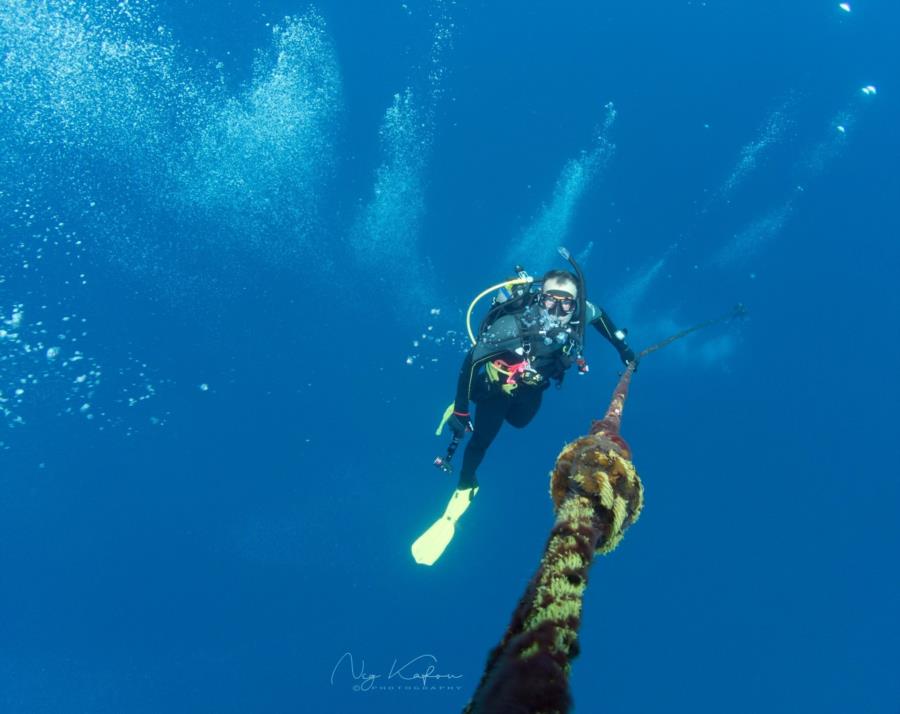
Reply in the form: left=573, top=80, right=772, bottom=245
left=453, top=300, right=632, bottom=489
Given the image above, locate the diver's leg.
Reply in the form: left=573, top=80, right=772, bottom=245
left=505, top=386, right=544, bottom=428
left=457, top=391, right=508, bottom=490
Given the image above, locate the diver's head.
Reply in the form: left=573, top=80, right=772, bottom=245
left=539, top=270, right=578, bottom=324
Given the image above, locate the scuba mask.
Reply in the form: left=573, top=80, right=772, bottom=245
left=539, top=290, right=576, bottom=317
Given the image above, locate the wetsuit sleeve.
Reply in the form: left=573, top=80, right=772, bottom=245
left=586, top=301, right=635, bottom=363
left=454, top=348, right=476, bottom=413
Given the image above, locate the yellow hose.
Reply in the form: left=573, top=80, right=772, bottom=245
left=465, top=277, right=533, bottom=345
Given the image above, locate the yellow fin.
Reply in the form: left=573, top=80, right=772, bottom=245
left=411, top=487, right=478, bottom=566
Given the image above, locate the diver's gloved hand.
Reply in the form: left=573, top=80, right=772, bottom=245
left=620, top=346, right=636, bottom=367
left=447, top=411, right=473, bottom=438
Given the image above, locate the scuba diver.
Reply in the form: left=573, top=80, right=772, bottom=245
left=447, top=271, right=635, bottom=491
left=411, top=247, right=636, bottom=566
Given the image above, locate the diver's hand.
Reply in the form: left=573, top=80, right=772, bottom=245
left=447, top=412, right=473, bottom=438
left=620, top=346, right=636, bottom=367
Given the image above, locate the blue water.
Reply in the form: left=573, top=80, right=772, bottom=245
left=2, top=1, right=898, bottom=712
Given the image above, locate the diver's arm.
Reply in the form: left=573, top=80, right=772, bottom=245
left=586, top=301, right=635, bottom=364
left=453, top=348, right=476, bottom=413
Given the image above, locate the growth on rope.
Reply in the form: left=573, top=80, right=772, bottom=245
left=464, top=304, right=744, bottom=714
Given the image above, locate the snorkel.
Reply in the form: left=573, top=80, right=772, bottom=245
left=556, top=246, right=587, bottom=348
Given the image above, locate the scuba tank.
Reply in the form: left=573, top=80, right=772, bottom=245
left=493, top=266, right=530, bottom=304
left=466, top=267, right=535, bottom=345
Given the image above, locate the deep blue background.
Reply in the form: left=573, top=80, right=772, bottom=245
left=1, top=1, right=898, bottom=713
